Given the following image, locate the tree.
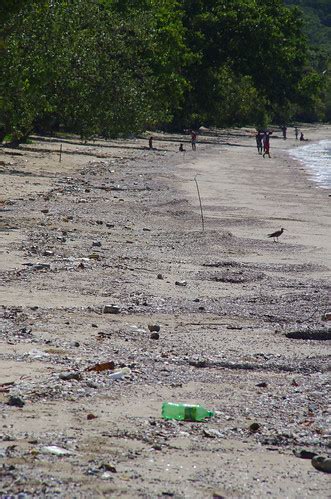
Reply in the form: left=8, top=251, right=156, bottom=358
left=178, top=0, right=322, bottom=126
left=0, top=0, right=189, bottom=142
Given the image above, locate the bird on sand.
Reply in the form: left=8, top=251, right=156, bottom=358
left=268, top=227, right=285, bottom=242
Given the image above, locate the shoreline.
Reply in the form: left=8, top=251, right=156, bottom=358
left=0, top=127, right=330, bottom=498
left=286, top=138, right=331, bottom=191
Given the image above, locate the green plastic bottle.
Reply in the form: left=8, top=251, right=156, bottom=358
left=161, top=402, right=214, bottom=422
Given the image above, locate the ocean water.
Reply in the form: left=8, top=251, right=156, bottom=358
left=289, top=140, right=331, bottom=189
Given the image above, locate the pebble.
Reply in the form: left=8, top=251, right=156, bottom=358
left=311, top=456, right=331, bottom=473
left=6, top=396, right=25, bottom=408
left=175, top=280, right=187, bottom=287
left=43, top=250, right=54, bottom=256
left=293, top=448, right=318, bottom=459
left=321, top=312, right=331, bottom=321
left=103, top=305, right=120, bottom=314
left=249, top=422, right=260, bottom=433
left=101, top=471, right=113, bottom=480
left=32, top=263, right=50, bottom=270
left=203, top=429, right=224, bottom=439
left=59, top=372, right=82, bottom=381
left=148, top=324, right=160, bottom=332
left=102, top=463, right=117, bottom=473
left=87, top=413, right=97, bottom=420
left=150, top=332, right=160, bottom=340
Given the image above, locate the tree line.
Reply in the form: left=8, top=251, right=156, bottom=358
left=0, top=0, right=329, bottom=144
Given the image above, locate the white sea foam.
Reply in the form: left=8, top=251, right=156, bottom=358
left=289, top=140, right=331, bottom=188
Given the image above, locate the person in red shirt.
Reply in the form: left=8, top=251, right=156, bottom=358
left=263, top=131, right=272, bottom=158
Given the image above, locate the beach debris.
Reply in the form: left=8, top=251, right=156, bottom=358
left=162, top=402, right=214, bottom=422
left=293, top=448, right=318, bottom=459
left=150, top=332, right=160, bottom=340
left=103, top=304, right=120, bottom=314
left=41, top=209, right=49, bottom=214
left=175, top=280, right=187, bottom=287
left=285, top=329, right=331, bottom=341
left=128, top=325, right=146, bottom=334
left=311, top=456, right=331, bottom=473
left=212, top=492, right=225, bottom=499
left=101, top=463, right=117, bottom=473
left=203, top=429, right=224, bottom=439
left=92, top=241, right=102, bottom=247
left=18, top=326, right=32, bottom=336
left=97, top=331, right=112, bottom=340
left=148, top=324, right=160, bottom=332
left=321, top=312, right=331, bottom=321
left=189, top=358, right=208, bottom=368
left=59, top=372, right=82, bottom=381
left=101, top=472, right=114, bottom=480
left=0, top=381, right=15, bottom=393
left=41, top=445, right=72, bottom=456
left=31, top=263, right=51, bottom=270
left=256, top=382, right=268, bottom=388
left=248, top=422, right=260, bottom=433
left=89, top=253, right=101, bottom=260
left=87, top=413, right=98, bottom=420
left=24, top=349, right=50, bottom=360
left=42, top=250, right=54, bottom=256
left=109, top=367, right=131, bottom=381
left=85, top=361, right=115, bottom=372
left=6, top=395, right=25, bottom=408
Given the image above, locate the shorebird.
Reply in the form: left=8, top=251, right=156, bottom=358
left=268, top=227, right=285, bottom=242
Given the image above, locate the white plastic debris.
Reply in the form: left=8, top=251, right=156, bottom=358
left=109, top=367, right=131, bottom=382
left=41, top=445, right=72, bottom=456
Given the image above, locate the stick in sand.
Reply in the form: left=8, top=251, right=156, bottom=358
left=59, top=143, right=63, bottom=163
left=194, top=174, right=205, bottom=232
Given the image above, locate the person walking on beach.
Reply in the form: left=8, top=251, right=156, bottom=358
left=263, top=131, right=271, bottom=158
left=148, top=136, right=153, bottom=149
left=281, top=125, right=287, bottom=140
left=255, top=131, right=263, bottom=154
left=295, top=127, right=299, bottom=140
left=191, top=130, right=197, bottom=151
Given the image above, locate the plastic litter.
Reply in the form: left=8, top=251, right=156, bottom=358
left=109, top=367, right=131, bottom=381
left=162, top=402, right=214, bottom=422
left=41, top=445, right=72, bottom=456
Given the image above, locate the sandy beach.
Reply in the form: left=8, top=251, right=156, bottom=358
left=0, top=125, right=330, bottom=498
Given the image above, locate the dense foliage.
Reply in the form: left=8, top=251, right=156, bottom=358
left=285, top=0, right=331, bottom=121
left=0, top=0, right=329, bottom=142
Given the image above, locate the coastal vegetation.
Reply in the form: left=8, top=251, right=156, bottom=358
left=0, top=0, right=330, bottom=143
